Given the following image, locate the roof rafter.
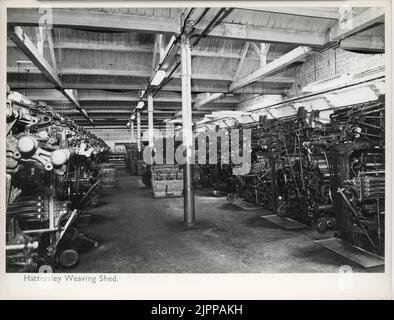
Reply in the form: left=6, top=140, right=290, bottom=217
left=8, top=26, right=93, bottom=124
left=239, top=7, right=339, bottom=20
left=328, top=7, right=385, bottom=41
left=230, top=46, right=312, bottom=91
left=8, top=67, right=294, bottom=83
left=7, top=8, right=325, bottom=47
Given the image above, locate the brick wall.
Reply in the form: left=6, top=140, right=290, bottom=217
left=288, top=48, right=385, bottom=97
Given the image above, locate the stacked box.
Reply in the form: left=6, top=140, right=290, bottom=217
left=101, top=163, right=116, bottom=188
left=108, top=152, right=125, bottom=168
left=151, top=165, right=183, bottom=198
left=124, top=143, right=140, bottom=175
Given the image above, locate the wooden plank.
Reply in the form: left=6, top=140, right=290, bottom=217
left=340, top=35, right=385, bottom=53
left=36, top=27, right=45, bottom=55
left=62, top=89, right=81, bottom=108
left=315, top=238, right=384, bottom=268
left=152, top=34, right=165, bottom=72
left=21, top=92, right=238, bottom=104
left=329, top=7, right=385, bottom=41
left=194, top=93, right=224, bottom=109
left=10, top=81, right=288, bottom=95
left=60, top=109, right=208, bottom=115
left=251, top=42, right=271, bottom=67
left=8, top=40, right=287, bottom=60
left=202, top=21, right=325, bottom=47
left=260, top=43, right=270, bottom=67
left=240, top=7, right=339, bottom=20
left=9, top=26, right=62, bottom=86
left=250, top=42, right=261, bottom=56
left=233, top=42, right=250, bottom=81
left=230, top=46, right=311, bottom=91
left=8, top=67, right=294, bottom=83
left=7, top=8, right=180, bottom=34
left=21, top=41, right=153, bottom=53
left=260, top=215, right=306, bottom=229
left=7, top=76, right=291, bottom=95
left=8, top=8, right=325, bottom=47
left=159, top=34, right=173, bottom=65
left=192, top=49, right=240, bottom=59
left=8, top=26, right=92, bottom=124
left=47, top=29, right=58, bottom=73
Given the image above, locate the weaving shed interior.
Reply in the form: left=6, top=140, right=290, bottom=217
left=6, top=7, right=386, bottom=273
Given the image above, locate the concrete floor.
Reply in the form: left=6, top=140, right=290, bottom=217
left=72, top=168, right=383, bottom=273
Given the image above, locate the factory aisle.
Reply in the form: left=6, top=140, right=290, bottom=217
left=73, top=169, right=382, bottom=273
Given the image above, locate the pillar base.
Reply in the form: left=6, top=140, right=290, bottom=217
left=184, top=220, right=196, bottom=228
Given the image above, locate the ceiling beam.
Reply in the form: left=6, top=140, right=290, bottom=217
left=8, top=26, right=92, bottom=124
left=58, top=109, right=208, bottom=115
left=7, top=8, right=180, bottom=33
left=18, top=89, right=239, bottom=104
left=152, top=34, right=165, bottom=72
left=24, top=95, right=238, bottom=104
left=8, top=27, right=61, bottom=85
left=8, top=8, right=326, bottom=47
left=7, top=78, right=290, bottom=95
left=340, top=35, right=385, bottom=53
left=194, top=93, right=224, bottom=109
left=230, top=46, right=312, bottom=91
left=46, top=29, right=58, bottom=73
left=8, top=40, right=286, bottom=61
left=40, top=41, right=152, bottom=53
left=233, top=42, right=250, bottom=81
left=202, top=20, right=325, bottom=47
left=8, top=67, right=295, bottom=84
left=259, top=43, right=270, bottom=67
left=251, top=42, right=270, bottom=67
left=328, top=7, right=385, bottom=41
left=53, top=104, right=235, bottom=112
left=239, top=7, right=339, bottom=20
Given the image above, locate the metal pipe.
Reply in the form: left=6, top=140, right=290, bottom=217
left=137, top=111, right=141, bottom=154
left=207, top=8, right=234, bottom=33
left=194, top=8, right=210, bottom=26
left=148, top=91, right=154, bottom=147
left=191, top=8, right=226, bottom=48
left=152, top=8, right=210, bottom=98
left=181, top=34, right=196, bottom=227
left=6, top=242, right=38, bottom=251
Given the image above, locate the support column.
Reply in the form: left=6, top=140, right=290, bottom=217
left=148, top=91, right=154, bottom=147
left=137, top=112, right=141, bottom=158
left=181, top=34, right=195, bottom=226
left=131, top=121, right=135, bottom=142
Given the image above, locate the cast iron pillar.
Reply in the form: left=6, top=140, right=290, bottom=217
left=131, top=121, right=135, bottom=142
left=148, top=91, right=154, bottom=147
left=137, top=111, right=141, bottom=157
left=181, top=34, right=195, bottom=226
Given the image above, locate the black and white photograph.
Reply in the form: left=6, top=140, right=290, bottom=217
left=0, top=1, right=392, bottom=300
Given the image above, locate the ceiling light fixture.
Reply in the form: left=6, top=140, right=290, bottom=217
left=151, top=70, right=167, bottom=86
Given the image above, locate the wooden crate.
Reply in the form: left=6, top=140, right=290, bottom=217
left=101, top=164, right=116, bottom=188
left=152, top=179, right=183, bottom=198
